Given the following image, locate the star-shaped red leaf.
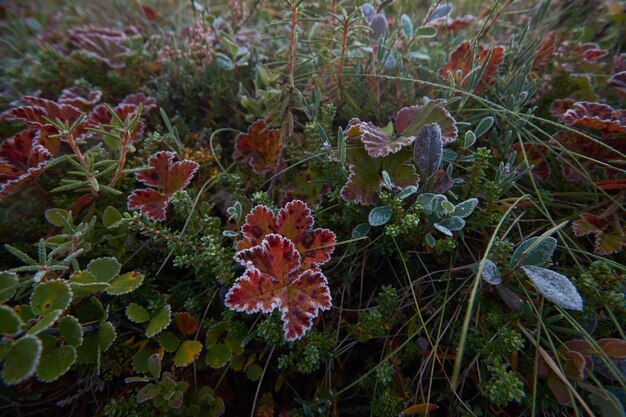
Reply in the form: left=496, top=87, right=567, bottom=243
left=233, top=120, right=285, bottom=175
left=237, top=200, right=336, bottom=270
left=226, top=234, right=332, bottom=341
left=69, top=26, right=129, bottom=69
left=439, top=40, right=505, bottom=94
left=0, top=129, right=52, bottom=199
left=127, top=151, right=199, bottom=221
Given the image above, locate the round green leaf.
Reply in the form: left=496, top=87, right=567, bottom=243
left=0, top=271, right=18, bottom=303
left=146, top=305, right=171, bottom=338
left=30, top=280, right=72, bottom=315
left=158, top=331, right=181, bottom=353
left=147, top=353, right=161, bottom=378
left=126, top=303, right=150, bottom=323
left=36, top=345, right=76, bottom=382
left=475, top=116, right=495, bottom=138
left=439, top=216, right=465, bottom=231
left=452, top=198, right=479, bottom=218
left=0, top=305, right=22, bottom=335
left=174, top=340, right=203, bottom=367
left=106, top=271, right=144, bottom=295
left=205, top=344, right=231, bottom=368
left=415, top=26, right=437, bottom=38
left=76, top=335, right=98, bottom=364
left=102, top=206, right=122, bottom=228
left=16, top=304, right=36, bottom=322
left=87, top=257, right=121, bottom=282
left=510, top=237, right=557, bottom=268
left=27, top=309, right=62, bottom=335
left=245, top=363, right=263, bottom=381
left=1, top=335, right=41, bottom=385
left=368, top=206, right=393, bottom=227
left=98, top=322, right=116, bottom=351
left=351, top=223, right=371, bottom=239
left=59, top=315, right=83, bottom=347
left=478, top=260, right=502, bottom=285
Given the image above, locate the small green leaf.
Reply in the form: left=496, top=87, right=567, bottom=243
left=158, top=331, right=181, bottom=353
left=415, top=26, right=437, bottom=38
left=146, top=305, right=171, bottom=338
left=36, top=345, right=76, bottom=382
left=1, top=335, right=41, bottom=385
left=98, top=322, right=116, bottom=351
left=439, top=216, right=465, bottom=231
left=351, top=223, right=371, bottom=239
left=126, top=303, right=150, bottom=323
left=478, top=260, right=502, bottom=285
left=59, top=315, right=83, bottom=347
left=132, top=350, right=154, bottom=373
left=368, top=206, right=393, bottom=227
left=522, top=266, right=583, bottom=311
left=441, top=200, right=455, bottom=214
left=174, top=340, right=203, bottom=367
left=45, top=209, right=70, bottom=228
left=510, top=237, right=557, bottom=267
left=245, top=363, right=263, bottom=381
left=147, top=353, right=161, bottom=378
left=425, top=233, right=436, bottom=247
left=102, top=206, right=122, bottom=228
left=397, top=185, right=418, bottom=199
left=464, top=131, right=476, bottom=148
left=137, top=383, right=161, bottom=403
left=205, top=344, right=231, bottom=368
left=0, top=271, right=18, bottom=303
left=400, top=14, right=413, bottom=38
left=452, top=198, right=479, bottom=218
left=0, top=305, right=22, bottom=335
left=433, top=223, right=452, bottom=236
left=30, top=280, right=72, bottom=315
left=87, top=257, right=121, bottom=282
left=106, top=271, right=144, bottom=295
left=27, top=309, right=62, bottom=335
left=475, top=116, right=494, bottom=137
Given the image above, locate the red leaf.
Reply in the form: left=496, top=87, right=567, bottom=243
left=439, top=40, right=505, bottom=94
left=88, top=102, right=145, bottom=142
left=226, top=234, right=331, bottom=341
left=395, top=100, right=458, bottom=144
left=233, top=120, right=285, bottom=175
left=58, top=86, right=102, bottom=111
left=120, top=93, right=158, bottom=113
left=237, top=201, right=336, bottom=270
left=578, top=43, right=608, bottom=63
left=429, top=15, right=476, bottom=32
left=175, top=312, right=199, bottom=336
left=69, top=26, right=129, bottom=69
left=0, top=129, right=51, bottom=199
left=560, top=101, right=626, bottom=135
left=608, top=71, right=626, bottom=98
left=572, top=213, right=607, bottom=237
left=598, top=338, right=626, bottom=359
left=127, top=151, right=199, bottom=221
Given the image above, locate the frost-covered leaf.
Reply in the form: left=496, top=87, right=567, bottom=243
left=368, top=206, right=392, bottom=227
left=126, top=303, right=150, bottom=323
left=69, top=26, right=129, bottom=69
left=439, top=40, right=505, bottom=94
left=439, top=216, right=465, bottom=231
left=475, top=116, right=494, bottom=137
left=433, top=223, right=452, bottom=236
left=397, top=185, right=418, bottom=199
left=36, top=345, right=76, bottom=382
left=30, top=280, right=72, bottom=315
left=347, top=119, right=413, bottom=158
left=0, top=271, right=18, bottom=303
left=59, top=315, right=83, bottom=347
left=1, top=335, right=41, bottom=385
left=137, top=383, right=160, bottom=403
left=510, top=236, right=557, bottom=267
left=174, top=340, right=203, bottom=367
left=400, top=14, right=413, bottom=38
left=561, top=101, right=626, bottom=135
left=452, top=198, right=479, bottom=218
left=0, top=305, right=22, bottom=335
left=395, top=100, right=458, bottom=144
left=226, top=234, right=332, bottom=341
left=413, top=123, right=443, bottom=178
left=87, top=257, right=121, bottom=282
left=128, top=151, right=199, bottom=222
left=415, top=26, right=437, bottom=38
left=522, top=266, right=583, bottom=311
left=428, top=3, right=453, bottom=21
left=478, top=260, right=502, bottom=285
left=233, top=120, right=284, bottom=175
left=58, top=86, right=102, bottom=111
left=352, top=223, right=371, bottom=239
left=146, top=305, right=171, bottom=338
left=147, top=353, right=161, bottom=378
left=107, top=271, right=144, bottom=295
left=0, top=129, right=52, bottom=199
left=237, top=200, right=336, bottom=270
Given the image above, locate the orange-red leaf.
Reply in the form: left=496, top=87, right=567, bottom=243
left=439, top=40, right=505, bottom=94
left=175, top=312, right=198, bottom=336
left=233, top=120, right=285, bottom=175
left=402, top=403, right=439, bottom=414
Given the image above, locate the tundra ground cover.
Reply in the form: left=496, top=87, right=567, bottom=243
left=0, top=1, right=625, bottom=416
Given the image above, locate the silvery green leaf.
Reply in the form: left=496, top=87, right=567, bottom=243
left=428, top=3, right=453, bottom=21
left=368, top=206, right=392, bottom=227
left=522, top=266, right=583, bottom=311
left=416, top=193, right=436, bottom=214
left=400, top=14, right=413, bottom=38
left=431, top=194, right=449, bottom=217
left=434, top=223, right=452, bottom=236
left=478, top=260, right=502, bottom=285
left=464, top=131, right=476, bottom=148
left=413, top=123, right=443, bottom=178
left=510, top=236, right=557, bottom=267
left=440, top=216, right=465, bottom=231
left=425, top=233, right=436, bottom=247
left=382, top=170, right=392, bottom=189
left=475, top=116, right=494, bottom=137
left=452, top=198, right=479, bottom=218
left=352, top=223, right=371, bottom=239
left=397, top=185, right=418, bottom=199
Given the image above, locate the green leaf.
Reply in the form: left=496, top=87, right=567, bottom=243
left=433, top=223, right=452, bottom=236
left=205, top=344, right=231, bottom=368
left=102, top=206, right=122, bottom=228
left=132, top=350, right=154, bottom=373
left=146, top=305, right=171, bottom=338
left=1, top=335, right=41, bottom=385
left=0, top=271, right=18, bottom=303
left=397, top=185, right=418, bottom=199
left=464, top=131, right=476, bottom=148
left=16, top=304, right=36, bottom=322
left=147, top=353, right=161, bottom=378
left=174, top=341, right=203, bottom=367
left=439, top=216, right=465, bottom=231
left=368, top=206, right=393, bottom=227
left=59, top=315, right=83, bottom=347
left=452, top=198, right=479, bottom=218
left=36, top=345, right=76, bottom=382
left=69, top=270, right=109, bottom=296
left=30, top=280, right=72, bottom=315
left=400, top=14, right=413, bottom=38
left=415, top=26, right=437, bottom=38
left=0, top=305, right=22, bottom=335
left=522, top=266, right=583, bottom=311
left=475, top=116, right=494, bottom=137
left=76, top=335, right=98, bottom=364
left=245, top=363, right=263, bottom=381
left=45, top=209, right=70, bottom=228
left=106, top=271, right=144, bottom=295
left=158, top=331, right=181, bottom=353
left=98, top=322, right=116, bottom=351
left=27, top=309, right=62, bottom=335
left=137, top=383, right=161, bottom=403
left=351, top=223, right=371, bottom=239
left=510, top=236, right=557, bottom=267
left=126, top=303, right=150, bottom=323
left=478, top=260, right=502, bottom=285
left=87, top=257, right=121, bottom=282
